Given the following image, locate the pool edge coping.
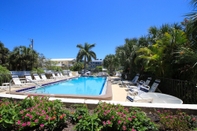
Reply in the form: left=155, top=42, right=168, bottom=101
left=7, top=77, right=113, bottom=100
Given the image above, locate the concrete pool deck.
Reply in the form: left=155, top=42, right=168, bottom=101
left=1, top=77, right=197, bottom=112
left=0, top=77, right=127, bottom=102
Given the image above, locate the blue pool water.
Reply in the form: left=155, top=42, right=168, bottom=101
left=26, top=77, right=107, bottom=96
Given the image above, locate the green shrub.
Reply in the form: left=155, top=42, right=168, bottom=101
left=0, top=97, right=197, bottom=131
left=0, top=96, right=69, bottom=131
left=0, top=98, right=19, bottom=131
left=75, top=114, right=102, bottom=131
left=0, top=65, right=11, bottom=85
left=31, top=67, right=44, bottom=75
left=94, top=102, right=158, bottom=131
left=69, top=104, right=89, bottom=124
left=157, top=109, right=197, bottom=130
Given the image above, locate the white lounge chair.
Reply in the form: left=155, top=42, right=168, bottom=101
left=25, top=75, right=37, bottom=83
left=126, top=94, right=153, bottom=103
left=12, top=75, right=26, bottom=87
left=69, top=72, right=73, bottom=77
left=40, top=74, right=54, bottom=81
left=59, top=72, right=70, bottom=79
left=126, top=77, right=152, bottom=90
left=128, top=79, right=160, bottom=94
left=126, top=79, right=161, bottom=102
left=51, top=73, right=62, bottom=80
left=51, top=73, right=56, bottom=78
left=56, top=73, right=61, bottom=77
left=149, top=79, right=161, bottom=92
left=122, top=73, right=140, bottom=86
left=126, top=85, right=151, bottom=103
left=33, top=74, right=44, bottom=82
left=56, top=73, right=66, bottom=78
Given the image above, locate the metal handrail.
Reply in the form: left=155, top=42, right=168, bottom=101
left=9, top=78, right=42, bottom=93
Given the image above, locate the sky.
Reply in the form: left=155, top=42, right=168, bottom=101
left=0, top=0, right=193, bottom=60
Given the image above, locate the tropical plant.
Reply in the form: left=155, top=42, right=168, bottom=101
left=31, top=67, right=45, bottom=75
left=0, top=41, right=10, bottom=69
left=103, top=54, right=119, bottom=75
left=95, top=66, right=102, bottom=72
left=76, top=43, right=97, bottom=74
left=37, top=53, right=46, bottom=68
left=135, top=25, right=188, bottom=78
left=138, top=36, right=149, bottom=47
left=0, top=65, right=11, bottom=85
left=185, top=0, right=197, bottom=48
left=9, top=46, right=39, bottom=71
left=115, top=38, right=140, bottom=75
left=70, top=62, right=83, bottom=71
left=173, top=46, right=197, bottom=81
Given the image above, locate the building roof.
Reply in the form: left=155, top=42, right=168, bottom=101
left=91, top=60, right=103, bottom=62
left=50, top=58, right=75, bottom=61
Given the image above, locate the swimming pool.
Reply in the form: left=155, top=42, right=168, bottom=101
left=10, top=76, right=112, bottom=100
left=26, top=77, right=106, bottom=96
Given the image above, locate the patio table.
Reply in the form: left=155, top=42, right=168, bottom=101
left=140, top=92, right=183, bottom=104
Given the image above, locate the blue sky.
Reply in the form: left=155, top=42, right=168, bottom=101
left=0, top=0, right=193, bottom=60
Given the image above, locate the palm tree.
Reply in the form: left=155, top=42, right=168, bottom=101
left=135, top=26, right=188, bottom=77
left=148, top=26, right=160, bottom=44
left=138, top=36, right=149, bottom=47
left=115, top=38, right=139, bottom=74
left=135, top=44, right=164, bottom=77
left=76, top=43, right=97, bottom=74
left=103, top=54, right=119, bottom=75
left=184, top=0, right=197, bottom=49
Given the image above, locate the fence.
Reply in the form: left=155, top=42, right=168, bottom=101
left=137, top=74, right=197, bottom=104
left=10, top=71, right=31, bottom=77
left=158, top=77, right=197, bottom=104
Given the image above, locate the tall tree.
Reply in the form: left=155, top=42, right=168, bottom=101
left=184, top=0, right=197, bottom=49
left=0, top=41, right=10, bottom=68
left=103, top=54, right=119, bottom=75
left=135, top=27, right=188, bottom=77
left=76, top=43, right=96, bottom=73
left=37, top=53, right=46, bottom=68
left=115, top=38, right=139, bottom=74
left=9, top=46, right=38, bottom=70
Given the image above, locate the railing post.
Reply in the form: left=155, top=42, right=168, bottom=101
left=9, top=79, right=13, bottom=94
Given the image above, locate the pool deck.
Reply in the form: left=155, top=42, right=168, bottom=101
left=0, top=76, right=128, bottom=102
left=1, top=77, right=197, bottom=111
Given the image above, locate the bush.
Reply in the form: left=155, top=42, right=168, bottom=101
left=0, top=65, right=11, bottom=85
left=156, top=109, right=197, bottom=130
left=75, top=114, right=102, bottom=131
left=0, top=97, right=196, bottom=131
left=0, top=98, right=20, bottom=131
left=94, top=102, right=158, bottom=131
left=31, top=67, right=44, bottom=75
left=70, top=104, right=89, bottom=124
left=0, top=96, right=69, bottom=131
